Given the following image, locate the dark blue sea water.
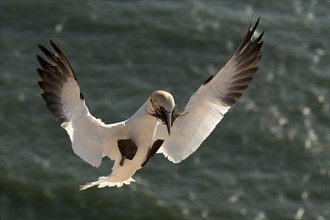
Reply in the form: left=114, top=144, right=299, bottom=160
left=1, top=1, right=329, bottom=220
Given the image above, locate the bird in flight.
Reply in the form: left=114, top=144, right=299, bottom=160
left=37, top=18, right=263, bottom=190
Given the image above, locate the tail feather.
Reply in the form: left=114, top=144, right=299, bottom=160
left=79, top=176, right=135, bottom=190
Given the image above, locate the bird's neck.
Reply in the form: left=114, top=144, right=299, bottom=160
left=127, top=100, right=158, bottom=126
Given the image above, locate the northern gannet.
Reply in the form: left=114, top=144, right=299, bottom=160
left=37, top=18, right=263, bottom=190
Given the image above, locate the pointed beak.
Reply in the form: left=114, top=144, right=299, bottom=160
left=165, top=112, right=172, bottom=135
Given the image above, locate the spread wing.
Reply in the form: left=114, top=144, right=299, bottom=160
left=37, top=40, right=123, bottom=167
left=160, top=18, right=264, bottom=163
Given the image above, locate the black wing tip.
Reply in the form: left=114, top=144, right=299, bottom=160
left=49, top=39, right=63, bottom=55
left=249, top=17, right=262, bottom=41
left=250, top=17, right=260, bottom=31
left=247, top=17, right=263, bottom=41
left=236, top=17, right=263, bottom=55
left=47, top=39, right=79, bottom=81
left=37, top=39, right=60, bottom=58
left=36, top=54, right=45, bottom=62
left=255, top=31, right=264, bottom=43
left=38, top=38, right=55, bottom=53
left=240, top=17, right=264, bottom=54
left=38, top=44, right=47, bottom=51
left=38, top=44, right=58, bottom=61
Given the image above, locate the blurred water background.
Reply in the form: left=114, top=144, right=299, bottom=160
left=1, top=1, right=329, bottom=220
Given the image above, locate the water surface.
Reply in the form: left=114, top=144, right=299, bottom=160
left=1, top=1, right=329, bottom=220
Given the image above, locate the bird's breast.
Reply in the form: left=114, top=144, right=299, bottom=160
left=118, top=115, right=159, bottom=167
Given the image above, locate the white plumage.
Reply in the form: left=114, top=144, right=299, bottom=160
left=37, top=18, right=263, bottom=190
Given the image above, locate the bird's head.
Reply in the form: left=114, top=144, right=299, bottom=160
left=147, top=90, right=176, bottom=135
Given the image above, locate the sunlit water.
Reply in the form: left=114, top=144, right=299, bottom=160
left=1, top=1, right=329, bottom=220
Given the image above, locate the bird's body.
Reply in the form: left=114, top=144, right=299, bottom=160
left=65, top=91, right=173, bottom=189
left=100, top=99, right=161, bottom=187
left=37, top=18, right=263, bottom=190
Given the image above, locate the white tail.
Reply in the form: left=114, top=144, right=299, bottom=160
left=79, top=176, right=135, bottom=190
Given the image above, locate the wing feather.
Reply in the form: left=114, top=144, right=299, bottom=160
left=160, top=18, right=263, bottom=163
left=37, top=40, right=122, bottom=167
